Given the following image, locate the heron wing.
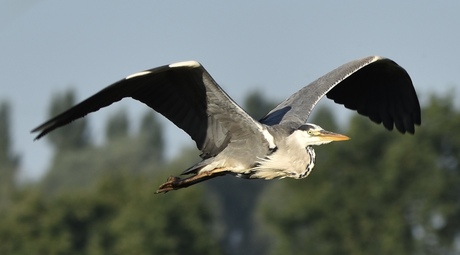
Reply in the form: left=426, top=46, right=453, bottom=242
left=32, top=61, right=267, bottom=157
left=260, top=56, right=421, bottom=134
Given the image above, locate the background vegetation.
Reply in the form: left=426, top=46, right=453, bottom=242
left=0, top=90, right=459, bottom=255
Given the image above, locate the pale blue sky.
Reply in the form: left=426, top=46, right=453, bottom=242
left=1, top=1, right=459, bottom=180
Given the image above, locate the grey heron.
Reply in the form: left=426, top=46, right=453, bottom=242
left=32, top=56, right=421, bottom=193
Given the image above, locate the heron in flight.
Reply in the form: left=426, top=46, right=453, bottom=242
left=32, top=56, right=421, bottom=193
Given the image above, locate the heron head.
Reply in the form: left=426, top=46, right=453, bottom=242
left=292, top=123, right=350, bottom=146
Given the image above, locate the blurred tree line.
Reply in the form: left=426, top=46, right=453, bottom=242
left=0, top=89, right=459, bottom=255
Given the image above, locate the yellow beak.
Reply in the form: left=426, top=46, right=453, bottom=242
left=317, top=130, right=350, bottom=142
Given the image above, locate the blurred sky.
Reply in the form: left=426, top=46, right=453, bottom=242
left=1, top=0, right=459, bottom=180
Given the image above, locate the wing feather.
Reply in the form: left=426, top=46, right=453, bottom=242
left=260, top=56, right=421, bottom=134
left=32, top=61, right=268, bottom=156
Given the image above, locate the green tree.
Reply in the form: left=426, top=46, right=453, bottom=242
left=400, top=94, right=460, bottom=253
left=137, top=111, right=165, bottom=164
left=0, top=175, right=223, bottom=255
left=244, top=90, right=278, bottom=120
left=0, top=101, right=19, bottom=209
left=105, top=109, right=129, bottom=141
left=42, top=109, right=167, bottom=193
left=257, top=94, right=460, bottom=255
left=46, top=89, right=91, bottom=151
left=309, top=105, right=339, bottom=132
left=41, top=145, right=104, bottom=194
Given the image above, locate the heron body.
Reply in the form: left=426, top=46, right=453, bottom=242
left=32, top=56, right=421, bottom=193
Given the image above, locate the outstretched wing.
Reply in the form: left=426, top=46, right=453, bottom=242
left=32, top=61, right=268, bottom=157
left=260, top=56, right=421, bottom=134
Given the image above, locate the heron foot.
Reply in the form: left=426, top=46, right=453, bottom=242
left=155, top=169, right=227, bottom=194
left=155, top=176, right=181, bottom=194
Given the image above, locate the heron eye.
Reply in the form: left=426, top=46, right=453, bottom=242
left=307, top=130, right=313, bottom=135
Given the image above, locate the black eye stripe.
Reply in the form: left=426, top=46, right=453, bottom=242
left=298, top=124, right=315, bottom=131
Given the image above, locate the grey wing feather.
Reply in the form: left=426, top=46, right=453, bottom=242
left=32, top=61, right=268, bottom=157
left=260, top=56, right=421, bottom=134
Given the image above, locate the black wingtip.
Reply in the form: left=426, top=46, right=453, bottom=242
left=31, top=127, right=47, bottom=141
left=31, top=119, right=57, bottom=141
left=33, top=132, right=45, bottom=141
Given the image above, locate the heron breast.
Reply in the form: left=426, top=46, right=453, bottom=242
left=249, top=145, right=315, bottom=180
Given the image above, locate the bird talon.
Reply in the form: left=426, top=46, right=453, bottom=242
left=155, top=176, right=181, bottom=194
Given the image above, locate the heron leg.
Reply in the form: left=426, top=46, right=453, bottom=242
left=155, top=169, right=227, bottom=194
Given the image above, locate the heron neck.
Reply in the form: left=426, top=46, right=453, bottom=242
left=302, top=146, right=316, bottom=178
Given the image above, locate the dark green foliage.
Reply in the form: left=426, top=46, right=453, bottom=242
left=0, top=101, right=18, bottom=209
left=0, top=176, right=222, bottom=255
left=105, top=109, right=130, bottom=140
left=42, top=109, right=166, bottom=193
left=0, top=102, right=12, bottom=164
left=138, top=111, right=165, bottom=164
left=244, top=90, right=278, bottom=120
left=309, top=105, right=339, bottom=132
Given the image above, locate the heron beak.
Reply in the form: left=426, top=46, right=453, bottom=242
left=317, top=130, right=350, bottom=142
